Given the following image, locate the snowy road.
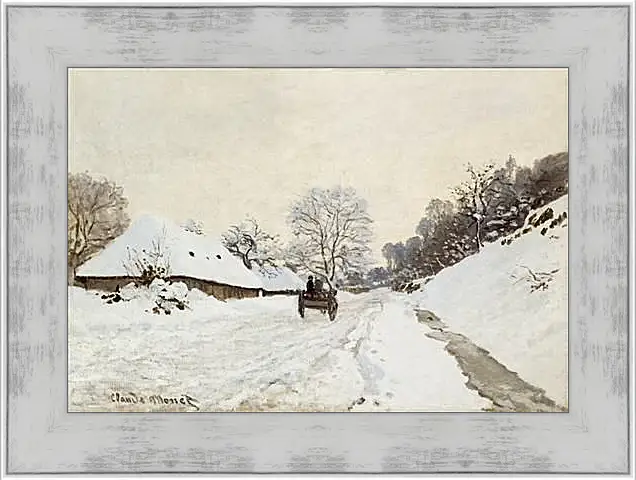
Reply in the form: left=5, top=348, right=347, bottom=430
left=69, top=288, right=489, bottom=412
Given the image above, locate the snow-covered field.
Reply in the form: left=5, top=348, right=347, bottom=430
left=69, top=286, right=489, bottom=412
left=405, top=195, right=569, bottom=407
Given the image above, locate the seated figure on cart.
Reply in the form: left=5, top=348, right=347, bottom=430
left=314, top=277, right=325, bottom=298
left=306, top=275, right=315, bottom=295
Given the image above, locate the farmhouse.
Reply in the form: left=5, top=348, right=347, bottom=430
left=75, top=215, right=263, bottom=300
left=256, top=266, right=305, bottom=296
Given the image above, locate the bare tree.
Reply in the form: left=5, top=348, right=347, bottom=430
left=221, top=217, right=281, bottom=271
left=68, top=172, right=130, bottom=284
left=287, top=186, right=373, bottom=290
left=122, top=228, right=172, bottom=286
left=451, top=162, right=499, bottom=252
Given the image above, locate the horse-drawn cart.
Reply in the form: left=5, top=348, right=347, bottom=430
left=298, top=290, right=338, bottom=321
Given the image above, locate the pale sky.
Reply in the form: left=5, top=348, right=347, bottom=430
left=69, top=68, right=568, bottom=265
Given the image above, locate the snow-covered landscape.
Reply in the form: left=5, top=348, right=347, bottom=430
left=69, top=196, right=568, bottom=413
left=68, top=69, right=570, bottom=413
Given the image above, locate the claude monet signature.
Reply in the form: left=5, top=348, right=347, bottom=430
left=110, top=391, right=200, bottom=411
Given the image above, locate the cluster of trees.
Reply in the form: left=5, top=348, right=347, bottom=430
left=381, top=152, right=568, bottom=288
left=68, top=172, right=375, bottom=290
left=68, top=151, right=567, bottom=292
left=221, top=186, right=373, bottom=289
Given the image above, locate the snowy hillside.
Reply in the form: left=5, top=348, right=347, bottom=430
left=77, top=215, right=262, bottom=289
left=407, top=195, right=568, bottom=407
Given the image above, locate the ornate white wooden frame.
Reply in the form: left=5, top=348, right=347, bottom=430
left=4, top=4, right=631, bottom=474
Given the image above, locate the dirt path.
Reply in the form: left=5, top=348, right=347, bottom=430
left=416, top=310, right=567, bottom=412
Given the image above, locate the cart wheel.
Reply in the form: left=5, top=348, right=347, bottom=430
left=328, top=300, right=338, bottom=322
left=297, top=293, right=305, bottom=318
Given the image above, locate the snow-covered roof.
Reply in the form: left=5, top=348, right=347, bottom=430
left=76, top=215, right=263, bottom=289
left=257, top=266, right=305, bottom=292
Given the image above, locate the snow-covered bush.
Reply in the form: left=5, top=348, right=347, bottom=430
left=100, top=281, right=148, bottom=304
left=500, top=204, right=567, bottom=246
left=119, top=282, right=141, bottom=301
left=99, top=279, right=192, bottom=315
left=122, top=230, right=172, bottom=286
left=148, top=279, right=189, bottom=315
left=391, top=275, right=434, bottom=294
left=511, top=266, right=560, bottom=294
left=389, top=267, right=420, bottom=292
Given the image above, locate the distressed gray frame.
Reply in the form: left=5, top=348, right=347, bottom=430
left=5, top=4, right=630, bottom=474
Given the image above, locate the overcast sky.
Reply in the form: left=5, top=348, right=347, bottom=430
left=69, top=68, right=568, bottom=265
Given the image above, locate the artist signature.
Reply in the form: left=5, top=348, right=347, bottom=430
left=110, top=391, right=200, bottom=411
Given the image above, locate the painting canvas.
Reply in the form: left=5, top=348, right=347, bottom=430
left=68, top=67, right=569, bottom=413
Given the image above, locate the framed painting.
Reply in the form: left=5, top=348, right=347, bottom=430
left=4, top=2, right=632, bottom=475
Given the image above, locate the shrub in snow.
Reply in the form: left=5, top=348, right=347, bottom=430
left=527, top=207, right=554, bottom=228
left=395, top=275, right=434, bottom=294
left=148, top=278, right=168, bottom=295
left=512, top=266, right=560, bottom=293
left=119, top=282, right=141, bottom=301
left=98, top=279, right=192, bottom=315
left=390, top=267, right=421, bottom=293
left=501, top=204, right=567, bottom=247
left=149, top=279, right=190, bottom=315
left=402, top=282, right=420, bottom=294
left=101, top=282, right=150, bottom=304
left=100, top=292, right=124, bottom=304
left=165, top=281, right=189, bottom=302
left=122, top=231, right=172, bottom=286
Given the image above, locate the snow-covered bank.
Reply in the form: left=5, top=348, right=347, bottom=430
left=69, top=286, right=488, bottom=412
left=406, top=195, right=568, bottom=407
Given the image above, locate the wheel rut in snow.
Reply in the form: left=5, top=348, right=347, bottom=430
left=345, top=297, right=387, bottom=411
left=415, top=310, right=566, bottom=412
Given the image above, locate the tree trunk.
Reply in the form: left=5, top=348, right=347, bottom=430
left=68, top=258, right=78, bottom=286
left=475, top=220, right=483, bottom=252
